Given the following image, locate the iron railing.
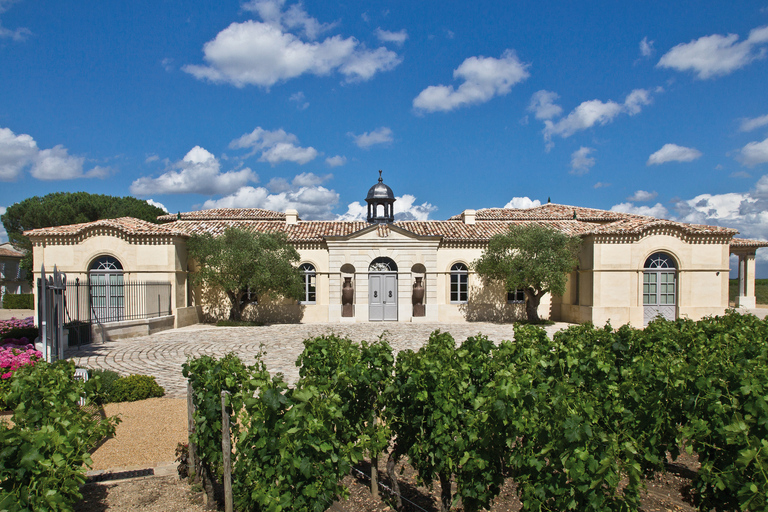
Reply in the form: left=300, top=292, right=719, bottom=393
left=65, top=278, right=172, bottom=326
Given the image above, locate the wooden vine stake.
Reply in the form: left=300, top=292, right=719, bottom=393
left=221, top=390, right=233, bottom=512
left=186, top=381, right=199, bottom=483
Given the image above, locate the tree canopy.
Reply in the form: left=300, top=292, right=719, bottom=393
left=2, top=192, right=167, bottom=282
left=187, top=227, right=303, bottom=321
left=473, top=223, right=581, bottom=321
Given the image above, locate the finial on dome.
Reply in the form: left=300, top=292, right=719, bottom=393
left=378, top=169, right=383, bottom=183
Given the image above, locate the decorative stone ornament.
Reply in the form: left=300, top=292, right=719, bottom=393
left=342, top=277, right=354, bottom=317
left=412, top=276, right=425, bottom=317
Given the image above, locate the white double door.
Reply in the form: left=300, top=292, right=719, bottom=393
left=369, top=273, right=397, bottom=321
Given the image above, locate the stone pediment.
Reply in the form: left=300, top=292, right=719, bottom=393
left=326, top=223, right=442, bottom=243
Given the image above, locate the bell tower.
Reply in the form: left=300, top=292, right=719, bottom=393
left=366, top=170, right=395, bottom=223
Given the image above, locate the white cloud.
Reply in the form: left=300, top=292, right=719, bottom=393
left=528, top=90, right=563, bottom=120
left=289, top=91, right=309, bottom=110
left=610, top=202, right=670, bottom=218
left=739, top=114, right=768, bottom=132
left=184, top=2, right=401, bottom=88
left=657, top=25, right=768, bottom=79
left=130, top=146, right=257, bottom=196
left=541, top=89, right=654, bottom=145
left=349, top=127, right=393, bottom=148
left=627, top=190, right=658, bottom=202
left=229, top=127, right=318, bottom=165
left=647, top=143, right=703, bottom=165
left=337, top=194, right=437, bottom=221
left=146, top=199, right=169, bottom=213
left=202, top=178, right=340, bottom=220
left=413, top=50, right=530, bottom=113
left=738, top=137, right=768, bottom=167
left=325, top=155, right=347, bottom=167
left=0, top=0, right=30, bottom=42
left=570, top=146, right=596, bottom=175
left=375, top=28, right=407, bottom=45
left=0, top=127, right=38, bottom=180
left=593, top=182, right=610, bottom=189
left=0, top=127, right=107, bottom=181
left=640, top=37, right=654, bottom=57
left=503, top=197, right=541, bottom=209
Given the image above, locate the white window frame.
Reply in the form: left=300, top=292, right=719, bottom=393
left=300, top=263, right=316, bottom=304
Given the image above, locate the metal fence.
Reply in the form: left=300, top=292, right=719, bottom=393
left=64, top=278, right=172, bottom=345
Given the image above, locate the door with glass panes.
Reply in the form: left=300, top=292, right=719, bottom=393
left=642, top=252, right=677, bottom=326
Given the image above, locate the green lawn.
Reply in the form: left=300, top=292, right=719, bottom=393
left=729, top=278, right=768, bottom=305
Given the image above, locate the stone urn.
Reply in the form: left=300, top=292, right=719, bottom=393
left=341, top=277, right=354, bottom=317
left=412, top=277, right=425, bottom=317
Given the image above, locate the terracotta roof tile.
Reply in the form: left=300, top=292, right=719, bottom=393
left=158, top=208, right=285, bottom=222
left=730, top=237, right=768, bottom=248
left=448, top=203, right=637, bottom=222
left=0, top=247, right=24, bottom=258
left=24, top=217, right=187, bottom=238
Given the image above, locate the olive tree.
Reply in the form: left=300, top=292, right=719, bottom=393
left=473, top=224, right=581, bottom=321
left=187, top=228, right=303, bottom=320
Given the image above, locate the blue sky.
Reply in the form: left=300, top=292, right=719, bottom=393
left=2, top=1, right=768, bottom=276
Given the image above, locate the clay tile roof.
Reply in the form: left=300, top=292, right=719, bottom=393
left=730, top=237, right=768, bottom=248
left=448, top=203, right=636, bottom=222
left=158, top=208, right=286, bottom=222
left=24, top=217, right=187, bottom=238
left=0, top=246, right=24, bottom=258
left=585, top=217, right=737, bottom=237
left=166, top=220, right=370, bottom=242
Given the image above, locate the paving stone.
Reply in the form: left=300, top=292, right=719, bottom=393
left=65, top=322, right=571, bottom=398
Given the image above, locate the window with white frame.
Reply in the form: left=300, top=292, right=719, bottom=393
left=450, top=263, right=468, bottom=303
left=300, top=263, right=316, bottom=304
left=507, top=289, right=526, bottom=303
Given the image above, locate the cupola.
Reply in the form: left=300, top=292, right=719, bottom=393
left=366, top=170, right=395, bottom=223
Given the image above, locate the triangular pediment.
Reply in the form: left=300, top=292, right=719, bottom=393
left=326, top=223, right=442, bottom=242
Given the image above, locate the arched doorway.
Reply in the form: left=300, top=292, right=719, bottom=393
left=369, top=257, right=397, bottom=321
left=643, top=252, right=677, bottom=326
left=89, top=255, right=124, bottom=323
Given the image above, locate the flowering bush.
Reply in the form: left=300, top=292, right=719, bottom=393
left=0, top=317, right=34, bottom=336
left=0, top=342, right=42, bottom=409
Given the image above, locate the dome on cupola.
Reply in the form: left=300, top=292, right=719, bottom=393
left=365, top=170, right=395, bottom=223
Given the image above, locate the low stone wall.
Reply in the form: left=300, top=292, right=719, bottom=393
left=176, top=306, right=202, bottom=328
left=91, top=315, right=175, bottom=342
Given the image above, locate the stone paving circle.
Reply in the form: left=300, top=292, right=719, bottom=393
left=65, top=322, right=571, bottom=398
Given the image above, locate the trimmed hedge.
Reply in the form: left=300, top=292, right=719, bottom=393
left=1, top=327, right=38, bottom=343
left=86, top=369, right=165, bottom=403
left=2, top=294, right=33, bottom=310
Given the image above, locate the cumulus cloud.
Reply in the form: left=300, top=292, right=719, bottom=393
left=325, top=155, right=347, bottom=167
left=229, top=127, right=318, bottom=165
left=375, top=28, right=407, bottom=45
left=610, top=202, right=670, bottom=218
left=647, top=143, right=703, bottom=165
left=738, top=114, right=768, bottom=132
left=528, top=90, right=563, bottom=120
left=289, top=91, right=309, bottom=110
left=570, top=146, right=596, bottom=175
left=146, top=199, right=169, bottom=213
left=657, top=25, right=768, bottom=79
left=202, top=173, right=340, bottom=220
left=540, top=89, right=655, bottom=146
left=504, top=197, right=542, bottom=209
left=0, top=126, right=106, bottom=181
left=413, top=50, right=530, bottom=113
left=627, top=190, right=658, bottom=202
left=640, top=37, right=654, bottom=57
left=738, top=137, right=768, bottom=167
left=184, top=1, right=401, bottom=88
left=130, top=146, right=257, bottom=196
left=349, top=127, right=393, bottom=148
left=593, top=182, right=610, bottom=189
left=337, top=194, right=437, bottom=221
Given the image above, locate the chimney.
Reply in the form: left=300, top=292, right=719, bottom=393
left=285, top=209, right=299, bottom=225
left=461, top=209, right=476, bottom=225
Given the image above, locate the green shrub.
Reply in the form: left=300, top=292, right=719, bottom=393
left=87, top=368, right=121, bottom=404
left=109, top=374, right=165, bottom=402
left=1, top=294, right=33, bottom=310
left=1, top=326, right=39, bottom=343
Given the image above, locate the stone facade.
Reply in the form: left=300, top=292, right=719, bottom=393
left=25, top=191, right=767, bottom=331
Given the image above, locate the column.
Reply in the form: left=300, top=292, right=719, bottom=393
left=736, top=251, right=756, bottom=309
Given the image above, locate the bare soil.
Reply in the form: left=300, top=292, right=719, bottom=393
left=75, top=398, right=700, bottom=511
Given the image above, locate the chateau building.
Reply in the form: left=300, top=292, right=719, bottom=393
left=26, top=174, right=766, bottom=335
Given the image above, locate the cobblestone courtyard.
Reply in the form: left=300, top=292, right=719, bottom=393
left=65, top=322, right=571, bottom=398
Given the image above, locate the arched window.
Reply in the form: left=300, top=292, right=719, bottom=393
left=450, top=263, right=468, bottom=303
left=300, top=263, right=316, bottom=304
left=89, top=256, right=124, bottom=323
left=369, top=257, right=397, bottom=272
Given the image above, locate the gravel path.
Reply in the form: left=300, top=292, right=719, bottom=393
left=66, top=322, right=571, bottom=398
